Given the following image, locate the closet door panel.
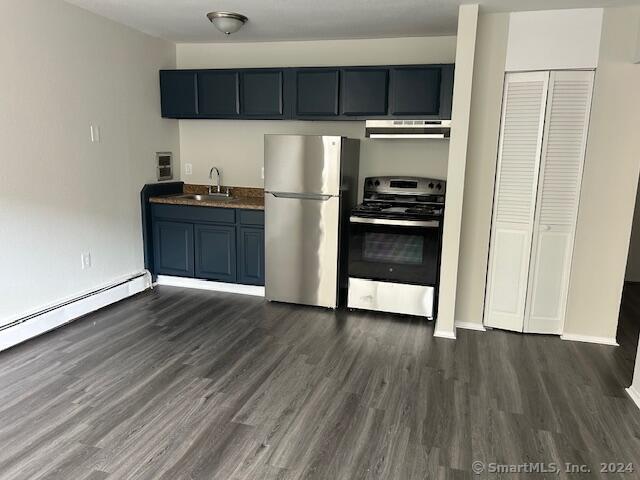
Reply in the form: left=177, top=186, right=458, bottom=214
left=484, top=71, right=549, bottom=332
left=525, top=70, right=594, bottom=334
left=486, top=226, right=534, bottom=330
left=526, top=226, right=573, bottom=333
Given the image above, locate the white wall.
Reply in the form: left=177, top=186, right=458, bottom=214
left=564, top=6, right=640, bottom=342
left=435, top=4, right=479, bottom=339
left=0, top=0, right=179, bottom=324
left=176, top=37, right=457, bottom=196
left=177, top=37, right=456, bottom=69
left=506, top=9, right=603, bottom=71
left=455, top=12, right=510, bottom=328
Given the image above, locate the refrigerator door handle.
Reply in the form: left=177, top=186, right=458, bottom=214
left=268, top=192, right=334, bottom=201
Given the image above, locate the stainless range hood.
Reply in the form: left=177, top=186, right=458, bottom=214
left=365, top=120, right=451, bottom=139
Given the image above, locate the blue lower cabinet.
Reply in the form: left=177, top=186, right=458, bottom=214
left=153, top=221, right=195, bottom=277
left=237, top=226, right=265, bottom=286
left=151, top=207, right=264, bottom=286
left=194, top=224, right=237, bottom=282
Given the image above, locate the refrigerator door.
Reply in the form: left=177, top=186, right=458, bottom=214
left=265, top=192, right=340, bottom=308
left=264, top=135, right=342, bottom=196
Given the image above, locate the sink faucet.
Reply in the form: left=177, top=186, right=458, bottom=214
left=209, top=167, right=221, bottom=194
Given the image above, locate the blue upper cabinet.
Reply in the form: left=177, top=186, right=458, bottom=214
left=340, top=68, right=389, bottom=116
left=197, top=70, right=239, bottom=117
left=294, top=68, right=340, bottom=117
left=389, top=65, right=454, bottom=119
left=240, top=69, right=284, bottom=118
left=160, top=71, right=198, bottom=117
left=389, top=67, right=441, bottom=116
left=159, top=64, right=453, bottom=120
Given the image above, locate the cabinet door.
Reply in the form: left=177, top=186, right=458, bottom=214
left=389, top=66, right=441, bottom=116
left=484, top=71, right=549, bottom=332
left=194, top=224, right=236, bottom=282
left=153, top=221, right=194, bottom=277
left=524, top=71, right=594, bottom=334
left=240, top=70, right=283, bottom=117
left=340, top=68, right=389, bottom=116
left=237, top=227, right=265, bottom=286
left=160, top=71, right=197, bottom=117
left=198, top=71, right=239, bottom=117
left=295, top=69, right=340, bottom=117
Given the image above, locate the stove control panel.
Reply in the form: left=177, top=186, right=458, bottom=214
left=364, top=176, right=446, bottom=196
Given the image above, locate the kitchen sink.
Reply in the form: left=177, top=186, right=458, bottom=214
left=176, top=194, right=234, bottom=202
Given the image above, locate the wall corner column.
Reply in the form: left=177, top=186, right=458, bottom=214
left=434, top=4, right=479, bottom=339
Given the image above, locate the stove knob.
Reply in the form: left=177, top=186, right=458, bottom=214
left=436, top=183, right=442, bottom=190
left=374, top=180, right=380, bottom=186
left=428, top=182, right=434, bottom=188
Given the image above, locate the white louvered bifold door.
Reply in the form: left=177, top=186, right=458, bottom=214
left=484, top=72, right=549, bottom=332
left=524, top=70, right=594, bottom=334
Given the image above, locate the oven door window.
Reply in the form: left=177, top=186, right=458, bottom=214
left=363, top=232, right=424, bottom=265
left=349, top=221, right=441, bottom=286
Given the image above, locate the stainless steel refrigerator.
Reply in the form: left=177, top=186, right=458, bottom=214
left=264, top=135, right=360, bottom=308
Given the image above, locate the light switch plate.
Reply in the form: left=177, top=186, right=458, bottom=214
left=81, top=252, right=92, bottom=270
left=90, top=125, right=101, bottom=143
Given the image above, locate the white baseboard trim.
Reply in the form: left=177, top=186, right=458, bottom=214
left=0, top=271, right=151, bottom=352
left=433, top=328, right=456, bottom=340
left=455, top=321, right=486, bottom=332
left=626, top=386, right=640, bottom=410
left=560, top=333, right=619, bottom=346
left=156, top=275, right=265, bottom=297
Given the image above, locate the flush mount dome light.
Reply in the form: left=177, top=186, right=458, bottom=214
left=206, top=11, right=248, bottom=35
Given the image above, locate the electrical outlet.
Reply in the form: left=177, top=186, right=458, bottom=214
left=261, top=167, right=264, bottom=179
left=81, top=252, right=92, bottom=270
left=185, top=163, right=193, bottom=175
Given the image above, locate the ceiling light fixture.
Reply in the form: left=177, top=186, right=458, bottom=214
left=206, top=11, right=248, bottom=35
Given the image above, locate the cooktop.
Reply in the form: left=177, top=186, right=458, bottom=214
left=352, top=176, right=446, bottom=221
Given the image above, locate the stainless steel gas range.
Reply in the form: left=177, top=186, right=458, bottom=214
left=347, top=176, right=445, bottom=319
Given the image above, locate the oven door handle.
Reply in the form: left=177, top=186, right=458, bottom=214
left=349, top=216, right=440, bottom=228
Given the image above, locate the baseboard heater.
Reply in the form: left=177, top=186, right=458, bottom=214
left=0, top=272, right=151, bottom=352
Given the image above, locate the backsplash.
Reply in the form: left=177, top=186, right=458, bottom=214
left=183, top=184, right=264, bottom=197
left=178, top=120, right=449, bottom=201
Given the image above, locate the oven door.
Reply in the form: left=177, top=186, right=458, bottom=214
left=348, top=217, right=441, bottom=286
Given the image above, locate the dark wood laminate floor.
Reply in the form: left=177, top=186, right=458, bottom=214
left=1, top=285, right=640, bottom=480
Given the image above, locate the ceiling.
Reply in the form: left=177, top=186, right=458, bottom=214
left=63, top=0, right=638, bottom=43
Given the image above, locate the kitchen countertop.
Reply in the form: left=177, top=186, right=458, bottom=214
left=149, top=185, right=264, bottom=210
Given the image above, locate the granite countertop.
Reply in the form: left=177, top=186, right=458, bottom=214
left=149, top=185, right=264, bottom=210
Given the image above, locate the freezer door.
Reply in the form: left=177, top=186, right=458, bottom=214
left=265, top=192, right=340, bottom=308
left=264, top=135, right=342, bottom=196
